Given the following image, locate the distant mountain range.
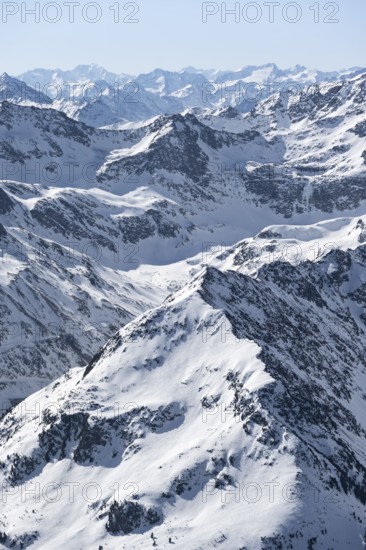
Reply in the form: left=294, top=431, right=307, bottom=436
left=0, top=63, right=362, bottom=127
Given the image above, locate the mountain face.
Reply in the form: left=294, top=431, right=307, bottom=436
left=0, top=177, right=201, bottom=409
left=96, top=112, right=285, bottom=201
left=0, top=217, right=365, bottom=548
left=0, top=101, right=135, bottom=184
left=0, top=73, right=51, bottom=105
left=201, top=73, right=366, bottom=216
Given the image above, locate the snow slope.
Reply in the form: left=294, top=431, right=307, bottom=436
left=0, top=225, right=365, bottom=548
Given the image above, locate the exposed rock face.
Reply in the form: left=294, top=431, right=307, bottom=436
left=105, top=500, right=161, bottom=534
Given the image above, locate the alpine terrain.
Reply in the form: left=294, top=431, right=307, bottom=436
left=0, top=64, right=365, bottom=549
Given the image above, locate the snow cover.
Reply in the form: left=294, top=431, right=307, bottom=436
left=1, top=221, right=366, bottom=547
left=0, top=64, right=365, bottom=549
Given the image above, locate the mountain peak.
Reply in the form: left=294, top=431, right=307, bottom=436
left=0, top=72, right=12, bottom=82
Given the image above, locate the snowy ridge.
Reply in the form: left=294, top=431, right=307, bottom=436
left=0, top=177, right=204, bottom=408
left=0, top=73, right=51, bottom=106
left=2, top=85, right=366, bottom=408
left=0, top=63, right=366, bottom=549
left=0, top=228, right=365, bottom=548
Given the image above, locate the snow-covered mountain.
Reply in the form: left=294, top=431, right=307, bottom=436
left=1, top=62, right=366, bottom=548
left=17, top=64, right=132, bottom=89
left=2, top=71, right=366, bottom=411
left=214, top=63, right=363, bottom=88
left=200, top=72, right=366, bottom=215
left=0, top=215, right=365, bottom=548
left=0, top=101, right=283, bottom=407
left=0, top=176, right=203, bottom=409
left=0, top=73, right=51, bottom=105
left=13, top=63, right=366, bottom=127
left=3, top=70, right=366, bottom=216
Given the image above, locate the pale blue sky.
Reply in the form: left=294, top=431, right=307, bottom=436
left=1, top=0, right=365, bottom=74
